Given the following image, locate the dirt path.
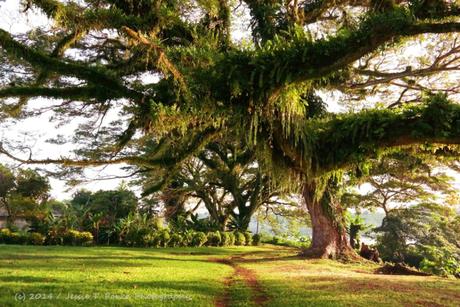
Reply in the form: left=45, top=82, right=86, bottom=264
left=210, top=255, right=269, bottom=307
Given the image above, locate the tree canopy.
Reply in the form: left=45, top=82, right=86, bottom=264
left=1, top=0, right=460, bottom=258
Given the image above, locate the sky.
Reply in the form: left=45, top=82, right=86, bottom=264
left=0, top=0, right=459, bottom=204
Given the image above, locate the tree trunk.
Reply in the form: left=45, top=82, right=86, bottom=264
left=301, top=181, right=356, bottom=259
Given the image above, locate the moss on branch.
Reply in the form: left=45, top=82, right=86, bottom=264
left=274, top=94, right=460, bottom=177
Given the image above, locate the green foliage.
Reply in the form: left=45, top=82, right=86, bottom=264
left=168, top=214, right=221, bottom=233
left=375, top=203, right=460, bottom=276
left=0, top=229, right=14, bottom=244
left=46, top=228, right=64, bottom=245
left=191, top=231, right=208, bottom=247
left=156, top=229, right=171, bottom=248
left=243, top=232, right=253, bottom=246
left=28, top=232, right=45, bottom=245
left=0, top=0, right=459, bottom=262
left=0, top=229, right=38, bottom=245
left=206, top=231, right=222, bottom=246
left=234, top=231, right=246, bottom=246
left=263, top=234, right=311, bottom=248
left=227, top=231, right=236, bottom=246
left=14, top=169, right=50, bottom=201
left=63, top=230, right=93, bottom=246
left=217, top=231, right=228, bottom=246
left=117, top=213, right=161, bottom=247
left=70, top=188, right=139, bottom=245
left=419, top=245, right=460, bottom=277
left=345, top=213, right=372, bottom=250
left=0, top=165, right=51, bottom=226
left=252, top=233, right=261, bottom=246
left=168, top=233, right=184, bottom=247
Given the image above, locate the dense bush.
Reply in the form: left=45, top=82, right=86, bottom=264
left=375, top=205, right=460, bottom=277
left=0, top=227, right=251, bottom=249
left=207, top=231, right=222, bottom=246
left=243, top=232, right=252, bottom=246
left=0, top=229, right=11, bottom=243
left=169, top=233, right=184, bottom=247
left=228, top=232, right=236, bottom=246
left=220, top=231, right=231, bottom=246
left=45, top=229, right=62, bottom=245
left=234, top=231, right=246, bottom=246
left=63, top=230, right=93, bottom=246
left=28, top=232, right=45, bottom=245
left=156, top=229, right=171, bottom=247
left=191, top=232, right=207, bottom=247
left=1, top=229, right=53, bottom=246
left=0, top=229, right=23, bottom=244
left=418, top=245, right=460, bottom=277
left=252, top=233, right=261, bottom=246
left=0, top=229, right=28, bottom=245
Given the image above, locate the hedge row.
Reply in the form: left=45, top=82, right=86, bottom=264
left=1, top=228, right=262, bottom=248
left=120, top=230, right=262, bottom=248
left=0, top=228, right=93, bottom=246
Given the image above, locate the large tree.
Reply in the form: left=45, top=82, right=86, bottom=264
left=148, top=141, right=290, bottom=231
left=1, top=0, right=460, bottom=257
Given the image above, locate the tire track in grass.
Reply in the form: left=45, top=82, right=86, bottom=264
left=210, top=255, right=268, bottom=307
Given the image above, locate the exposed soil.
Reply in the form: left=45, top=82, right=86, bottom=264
left=210, top=255, right=269, bottom=307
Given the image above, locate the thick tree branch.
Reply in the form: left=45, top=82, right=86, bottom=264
left=0, top=29, right=143, bottom=100
left=273, top=95, right=460, bottom=177
left=213, top=11, right=460, bottom=103
left=0, top=86, right=123, bottom=100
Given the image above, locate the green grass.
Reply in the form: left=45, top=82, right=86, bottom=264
left=238, top=249, right=460, bottom=307
left=0, top=244, right=264, bottom=307
left=0, top=244, right=459, bottom=306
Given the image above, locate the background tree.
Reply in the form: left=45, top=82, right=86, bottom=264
left=69, top=186, right=138, bottom=244
left=143, top=141, right=292, bottom=231
left=342, top=151, right=458, bottom=219
left=0, top=164, right=50, bottom=226
left=341, top=150, right=459, bottom=271
left=375, top=202, right=460, bottom=276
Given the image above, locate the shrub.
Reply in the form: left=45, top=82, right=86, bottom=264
left=147, top=234, right=157, bottom=247
left=14, top=232, right=28, bottom=245
left=121, top=228, right=151, bottom=247
left=77, top=231, right=94, bottom=246
left=0, top=228, right=11, bottom=244
left=157, top=229, right=171, bottom=247
left=28, top=232, right=45, bottom=245
left=252, top=233, right=261, bottom=246
left=63, top=230, right=78, bottom=246
left=220, top=231, right=230, bottom=246
left=207, top=231, right=222, bottom=246
left=0, top=229, right=27, bottom=245
left=63, top=230, right=93, bottom=246
left=169, top=233, right=184, bottom=247
left=419, top=245, right=460, bottom=277
left=243, top=232, right=252, bottom=246
left=183, top=231, right=194, bottom=246
left=191, top=231, right=207, bottom=247
left=227, top=232, right=236, bottom=246
left=234, top=231, right=246, bottom=246
left=46, top=229, right=63, bottom=245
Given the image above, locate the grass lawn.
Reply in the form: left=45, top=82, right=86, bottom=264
left=0, top=244, right=459, bottom=306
